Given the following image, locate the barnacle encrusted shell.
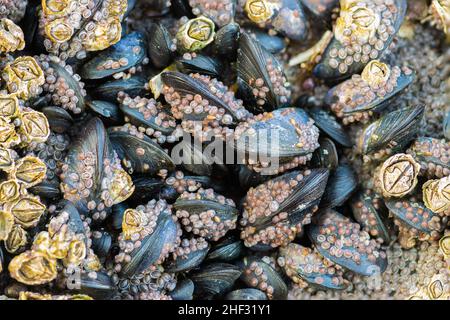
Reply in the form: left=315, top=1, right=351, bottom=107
left=2, top=56, right=45, bottom=99
left=0, top=18, right=25, bottom=52
left=423, top=176, right=450, bottom=215
left=8, top=250, right=58, bottom=285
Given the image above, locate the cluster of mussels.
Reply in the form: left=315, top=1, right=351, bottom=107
left=0, top=0, right=448, bottom=301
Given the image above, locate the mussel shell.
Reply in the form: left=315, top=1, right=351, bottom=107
left=92, top=76, right=147, bottom=102
left=109, top=129, right=175, bottom=174
left=173, top=198, right=239, bottom=231
left=238, top=256, right=288, bottom=300
left=165, top=243, right=210, bottom=273
left=278, top=243, right=347, bottom=290
left=302, top=0, right=339, bottom=22
left=161, top=71, right=244, bottom=123
left=206, top=236, right=245, bottom=262
left=235, top=165, right=270, bottom=190
left=212, top=22, right=240, bottom=59
left=41, top=107, right=73, bottom=134
left=119, top=208, right=179, bottom=277
left=148, top=23, right=174, bottom=69
left=385, top=198, right=442, bottom=233
left=176, top=55, right=224, bottom=79
left=308, top=210, right=388, bottom=276
left=225, top=288, right=267, bottom=300
left=407, top=137, right=450, bottom=175
left=237, top=32, right=290, bottom=113
left=81, top=32, right=146, bottom=80
left=243, top=28, right=286, bottom=54
left=92, top=231, right=112, bottom=258
left=28, top=180, right=61, bottom=200
left=170, top=278, right=194, bottom=300
left=0, top=245, right=4, bottom=273
left=235, top=108, right=319, bottom=159
left=352, top=192, right=393, bottom=244
left=313, top=0, right=407, bottom=81
left=118, top=103, right=175, bottom=136
left=60, top=201, right=86, bottom=236
left=48, top=61, right=86, bottom=113
left=358, top=105, right=425, bottom=155
left=173, top=139, right=215, bottom=176
left=320, top=165, right=358, bottom=209
left=128, top=177, right=165, bottom=203
left=111, top=202, right=128, bottom=231
left=87, top=101, right=123, bottom=124
left=191, top=262, right=241, bottom=299
left=311, top=138, right=339, bottom=170
left=324, top=69, right=415, bottom=116
left=73, top=271, right=117, bottom=300
left=306, top=107, right=352, bottom=147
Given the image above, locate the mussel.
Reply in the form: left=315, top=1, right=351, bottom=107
left=314, top=0, right=407, bottom=81
left=308, top=209, right=388, bottom=276
left=320, top=165, right=358, bottom=209
left=240, top=168, right=329, bottom=249
left=191, top=262, right=241, bottom=299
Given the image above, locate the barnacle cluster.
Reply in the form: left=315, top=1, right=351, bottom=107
left=0, top=0, right=448, bottom=302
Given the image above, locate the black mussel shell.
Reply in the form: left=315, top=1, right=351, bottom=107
left=311, top=137, right=339, bottom=170
left=161, top=71, right=247, bottom=124
left=148, top=23, right=175, bottom=69
left=41, top=107, right=73, bottom=134
left=0, top=246, right=4, bottom=274
left=278, top=243, right=347, bottom=290
left=176, top=54, right=224, bottom=79
left=238, top=256, right=288, bottom=300
left=313, top=0, right=407, bottom=81
left=81, top=32, right=146, bottom=80
left=235, top=108, right=320, bottom=163
left=308, top=210, right=388, bottom=276
left=165, top=243, right=210, bottom=273
left=358, top=105, right=425, bottom=155
left=237, top=33, right=291, bottom=113
left=206, top=236, right=245, bottom=262
left=243, top=28, right=286, bottom=54
left=109, top=129, right=175, bottom=175
left=92, top=231, right=113, bottom=259
left=71, top=271, right=117, bottom=300
left=385, top=198, right=444, bottom=234
left=128, top=177, right=165, bottom=203
left=87, top=101, right=123, bottom=124
left=191, top=263, right=241, bottom=299
left=120, top=207, right=179, bottom=277
left=212, top=22, right=240, bottom=60
left=29, top=180, right=61, bottom=200
left=325, top=65, right=415, bottom=121
left=235, top=165, right=270, bottom=190
left=306, top=108, right=352, bottom=147
left=173, top=139, right=215, bottom=176
left=320, top=165, right=358, bottom=209
left=111, top=203, right=128, bottom=231
left=92, top=76, right=147, bottom=102
left=240, top=169, right=329, bottom=249
left=352, top=192, right=393, bottom=244
left=225, top=288, right=267, bottom=300
left=170, top=279, right=195, bottom=300
left=302, top=0, right=339, bottom=23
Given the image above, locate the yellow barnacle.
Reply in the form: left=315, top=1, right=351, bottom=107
left=244, top=0, right=276, bottom=24
left=422, top=176, right=450, bottom=214
left=0, top=210, right=14, bottom=241
left=0, top=179, right=21, bottom=204
left=0, top=147, right=14, bottom=171
left=19, top=110, right=50, bottom=144
left=63, top=239, right=87, bottom=267
left=3, top=56, right=45, bottom=100
left=361, top=60, right=391, bottom=88
left=84, top=252, right=102, bottom=272
left=45, top=18, right=74, bottom=43
left=8, top=250, right=57, bottom=285
left=109, top=168, right=135, bottom=205
left=122, top=208, right=146, bottom=240
left=0, top=18, right=25, bottom=53
left=0, top=93, right=20, bottom=119
left=5, top=194, right=46, bottom=229
left=42, top=0, right=72, bottom=16
left=19, top=292, right=93, bottom=300
left=9, top=155, right=47, bottom=188
left=83, top=17, right=122, bottom=51
left=335, top=1, right=381, bottom=44
left=5, top=224, right=28, bottom=254
left=106, top=0, right=128, bottom=17
left=176, top=16, right=216, bottom=52
left=0, top=116, right=20, bottom=148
